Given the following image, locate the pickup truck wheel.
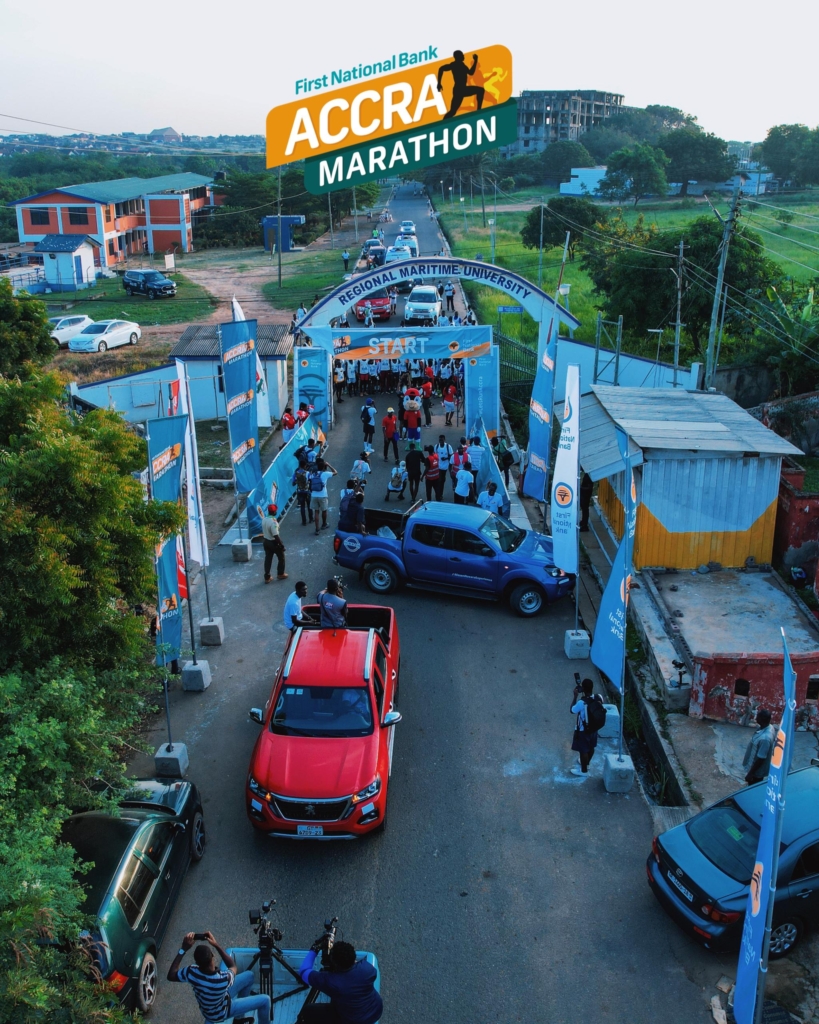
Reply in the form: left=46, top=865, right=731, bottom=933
left=510, top=582, right=545, bottom=617
left=366, top=562, right=398, bottom=594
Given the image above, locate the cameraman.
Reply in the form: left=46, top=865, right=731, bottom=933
left=168, top=931, right=271, bottom=1024
left=317, top=578, right=347, bottom=628
left=297, top=938, right=382, bottom=1024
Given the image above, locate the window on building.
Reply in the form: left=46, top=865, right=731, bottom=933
left=105, top=207, right=112, bottom=224
left=523, top=140, right=530, bottom=148
left=108, top=240, right=116, bottom=257
left=806, top=676, right=819, bottom=702
left=117, top=236, right=124, bottom=251
left=30, top=208, right=51, bottom=226
left=524, top=126, right=529, bottom=134
left=734, top=678, right=751, bottom=697
left=68, top=208, right=89, bottom=226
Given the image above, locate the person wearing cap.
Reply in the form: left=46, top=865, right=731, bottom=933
left=405, top=441, right=424, bottom=500
left=361, top=397, right=377, bottom=451
left=261, top=505, right=287, bottom=583
left=385, top=461, right=408, bottom=502
left=382, top=406, right=400, bottom=464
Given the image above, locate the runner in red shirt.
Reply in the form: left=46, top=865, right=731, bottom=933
left=422, top=447, right=442, bottom=501
left=443, top=384, right=458, bottom=427
left=381, top=408, right=400, bottom=464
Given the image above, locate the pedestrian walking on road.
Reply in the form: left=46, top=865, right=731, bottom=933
left=342, top=249, right=350, bottom=271
left=444, top=281, right=455, bottom=311
left=350, top=452, right=371, bottom=487
left=292, top=465, right=313, bottom=526
left=491, top=435, right=514, bottom=487
left=477, top=481, right=504, bottom=515
left=422, top=446, right=441, bottom=501
left=467, top=436, right=484, bottom=489
left=743, top=709, right=776, bottom=784
left=382, top=407, right=400, bottom=463
left=405, top=441, right=423, bottom=500
left=361, top=398, right=377, bottom=450
left=453, top=460, right=473, bottom=504
left=261, top=505, right=287, bottom=583
left=571, top=678, right=605, bottom=776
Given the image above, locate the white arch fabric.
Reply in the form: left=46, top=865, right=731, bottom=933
left=297, top=256, right=581, bottom=331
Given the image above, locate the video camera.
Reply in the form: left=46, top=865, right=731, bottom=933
left=249, top=899, right=282, bottom=951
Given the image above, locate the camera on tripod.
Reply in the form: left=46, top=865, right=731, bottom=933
left=249, top=899, right=282, bottom=948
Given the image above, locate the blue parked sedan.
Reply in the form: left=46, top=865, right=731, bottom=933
left=647, top=765, right=819, bottom=957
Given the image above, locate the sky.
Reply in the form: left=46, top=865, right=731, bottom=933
left=0, top=0, right=816, bottom=145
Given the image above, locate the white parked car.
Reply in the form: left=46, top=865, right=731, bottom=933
left=384, top=246, right=412, bottom=265
left=400, top=220, right=416, bottom=235
left=403, top=286, right=442, bottom=325
left=68, top=320, right=141, bottom=353
left=48, top=315, right=95, bottom=348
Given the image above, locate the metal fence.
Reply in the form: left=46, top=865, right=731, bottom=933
left=497, top=330, right=537, bottom=411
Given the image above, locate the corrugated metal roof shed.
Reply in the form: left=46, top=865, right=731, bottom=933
left=33, top=234, right=100, bottom=252
left=581, top=387, right=801, bottom=480
left=170, top=324, right=292, bottom=359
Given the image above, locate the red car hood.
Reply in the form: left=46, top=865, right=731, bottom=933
left=251, top=732, right=379, bottom=799
left=355, top=297, right=389, bottom=308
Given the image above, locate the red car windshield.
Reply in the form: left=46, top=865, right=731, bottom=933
left=357, top=289, right=389, bottom=305
left=271, top=685, right=373, bottom=737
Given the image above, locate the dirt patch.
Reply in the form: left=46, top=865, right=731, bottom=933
left=180, top=263, right=290, bottom=325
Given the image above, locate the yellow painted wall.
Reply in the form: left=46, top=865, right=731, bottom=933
left=595, top=478, right=778, bottom=569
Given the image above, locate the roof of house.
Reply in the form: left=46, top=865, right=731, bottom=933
left=10, top=173, right=212, bottom=206
left=170, top=324, right=293, bottom=359
left=33, top=234, right=101, bottom=252
left=579, top=386, right=802, bottom=481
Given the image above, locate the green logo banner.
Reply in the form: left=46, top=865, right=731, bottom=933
left=304, top=99, right=517, bottom=195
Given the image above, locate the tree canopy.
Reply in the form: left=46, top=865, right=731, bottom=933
left=520, top=197, right=606, bottom=259
left=597, top=144, right=670, bottom=206
left=0, top=277, right=55, bottom=375
left=657, top=129, right=734, bottom=195
left=539, top=141, right=594, bottom=181
left=759, top=124, right=813, bottom=181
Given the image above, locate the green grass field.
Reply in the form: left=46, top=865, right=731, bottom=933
left=41, top=272, right=217, bottom=325
left=261, top=250, right=351, bottom=314
left=438, top=188, right=819, bottom=352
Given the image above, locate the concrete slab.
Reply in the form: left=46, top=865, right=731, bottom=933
left=603, top=751, right=635, bottom=792
left=231, top=538, right=253, bottom=562
left=564, top=629, right=590, bottom=659
left=199, top=616, right=225, bottom=646
left=181, top=659, right=212, bottom=692
left=154, top=741, right=189, bottom=778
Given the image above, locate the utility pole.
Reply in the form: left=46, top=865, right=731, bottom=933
left=328, top=193, right=335, bottom=249
left=673, top=238, right=684, bottom=387
left=276, top=165, right=282, bottom=288
left=537, top=198, right=545, bottom=289
left=352, top=185, right=359, bottom=243
left=705, top=187, right=741, bottom=389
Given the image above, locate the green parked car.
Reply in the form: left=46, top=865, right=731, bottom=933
left=61, top=778, right=206, bottom=1012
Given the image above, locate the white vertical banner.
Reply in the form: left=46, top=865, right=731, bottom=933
left=232, top=295, right=271, bottom=429
left=550, top=363, right=580, bottom=573
left=175, top=359, right=209, bottom=567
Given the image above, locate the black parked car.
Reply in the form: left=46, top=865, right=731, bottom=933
left=122, top=269, right=177, bottom=299
left=61, top=778, right=205, bottom=1011
left=647, top=765, right=819, bottom=957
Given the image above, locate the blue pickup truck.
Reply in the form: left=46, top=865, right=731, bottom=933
left=333, top=501, right=574, bottom=617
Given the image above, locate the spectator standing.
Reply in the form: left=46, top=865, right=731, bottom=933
left=437, top=281, right=445, bottom=302
left=467, top=436, right=484, bottom=489
left=570, top=678, right=604, bottom=776
left=405, top=441, right=424, bottom=500
left=453, top=460, right=473, bottom=504
left=342, top=249, right=350, bottom=271
left=442, top=383, right=457, bottom=426
left=308, top=458, right=337, bottom=535
left=579, top=473, right=594, bottom=532
left=350, top=452, right=371, bottom=487
left=291, top=464, right=313, bottom=526
left=743, top=709, right=777, bottom=784
left=333, top=362, right=346, bottom=403
left=491, top=435, right=514, bottom=487
left=382, top=407, right=400, bottom=463
left=361, top=397, right=377, bottom=451
left=346, top=359, right=358, bottom=397
left=477, top=481, right=504, bottom=514
left=450, top=443, right=469, bottom=491
left=359, top=357, right=371, bottom=392
left=317, top=578, right=348, bottom=627
left=261, top=505, right=287, bottom=583
left=378, top=358, right=391, bottom=393
left=422, top=446, right=441, bottom=501
left=444, top=280, right=455, bottom=311
left=421, top=380, right=433, bottom=427
left=338, top=492, right=367, bottom=534
left=280, top=407, right=297, bottom=447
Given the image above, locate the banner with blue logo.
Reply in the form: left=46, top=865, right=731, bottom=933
left=307, top=325, right=492, bottom=362
left=590, top=427, right=637, bottom=693
left=522, top=308, right=559, bottom=502
left=295, top=346, right=331, bottom=433
left=550, top=364, right=580, bottom=574
left=464, top=345, right=500, bottom=440
left=247, top=416, right=322, bottom=533
left=733, top=631, right=798, bottom=1024
left=146, top=415, right=187, bottom=665
left=219, top=319, right=263, bottom=495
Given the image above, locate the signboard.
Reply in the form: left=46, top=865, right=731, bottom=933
left=308, top=325, right=491, bottom=361
left=464, top=345, right=500, bottom=439
left=497, top=305, right=523, bottom=314
left=218, top=320, right=263, bottom=496
left=266, top=45, right=515, bottom=192
left=164, top=254, right=175, bottom=271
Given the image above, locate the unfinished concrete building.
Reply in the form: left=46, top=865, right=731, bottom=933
left=501, top=90, right=625, bottom=157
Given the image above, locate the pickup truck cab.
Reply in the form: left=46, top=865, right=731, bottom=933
left=246, top=606, right=401, bottom=838
left=334, top=502, right=574, bottom=617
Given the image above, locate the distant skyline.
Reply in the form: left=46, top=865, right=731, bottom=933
left=1, top=0, right=815, bottom=147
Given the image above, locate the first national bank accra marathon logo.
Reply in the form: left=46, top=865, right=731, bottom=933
left=266, top=45, right=515, bottom=193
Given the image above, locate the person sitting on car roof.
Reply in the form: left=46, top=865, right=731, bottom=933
left=316, top=578, right=348, bottom=627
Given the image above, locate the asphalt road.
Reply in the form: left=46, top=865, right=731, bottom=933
left=140, top=186, right=723, bottom=1024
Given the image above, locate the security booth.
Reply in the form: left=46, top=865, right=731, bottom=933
left=261, top=215, right=306, bottom=253
left=34, top=234, right=100, bottom=290
left=579, top=386, right=802, bottom=570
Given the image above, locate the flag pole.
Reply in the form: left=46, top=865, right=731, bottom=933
left=618, top=448, right=632, bottom=763
left=145, top=420, right=174, bottom=753
left=179, top=483, right=198, bottom=668
left=181, top=364, right=213, bottom=621
left=219, top=322, right=244, bottom=542
left=546, top=232, right=571, bottom=515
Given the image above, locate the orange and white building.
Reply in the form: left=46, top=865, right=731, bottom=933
left=10, top=173, right=217, bottom=268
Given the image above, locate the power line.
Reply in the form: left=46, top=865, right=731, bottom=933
left=745, top=198, right=819, bottom=224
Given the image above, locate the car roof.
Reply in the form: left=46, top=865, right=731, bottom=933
left=282, top=627, right=373, bottom=689
left=732, top=765, right=819, bottom=845
left=412, top=501, right=490, bottom=529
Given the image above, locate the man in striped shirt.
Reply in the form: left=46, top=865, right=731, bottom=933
left=168, top=931, right=270, bottom=1024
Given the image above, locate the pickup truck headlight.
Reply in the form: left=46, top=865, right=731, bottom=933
left=546, top=567, right=566, bottom=578
left=351, top=775, right=381, bottom=804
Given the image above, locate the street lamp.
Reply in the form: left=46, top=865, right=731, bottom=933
left=488, top=218, right=495, bottom=264
left=460, top=196, right=467, bottom=233
left=559, top=283, right=572, bottom=337
left=448, top=186, right=453, bottom=204
left=440, top=180, right=444, bottom=204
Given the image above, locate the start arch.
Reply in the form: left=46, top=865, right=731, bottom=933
left=298, top=256, right=580, bottom=345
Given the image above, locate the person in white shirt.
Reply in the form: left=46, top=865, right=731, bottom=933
left=454, top=461, right=473, bottom=504
left=283, top=581, right=314, bottom=631
left=477, top=481, right=504, bottom=515
left=437, top=313, right=450, bottom=327
left=571, top=678, right=603, bottom=776
left=434, top=435, right=454, bottom=484
left=346, top=360, right=358, bottom=397
left=308, top=458, right=337, bottom=535
left=350, top=452, right=371, bottom=484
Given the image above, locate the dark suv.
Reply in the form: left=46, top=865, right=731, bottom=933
left=123, top=269, right=177, bottom=299
left=61, top=778, right=205, bottom=1011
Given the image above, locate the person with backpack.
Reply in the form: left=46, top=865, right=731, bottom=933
left=384, top=462, right=408, bottom=502
left=308, top=458, right=337, bottom=535
left=291, top=465, right=314, bottom=526
left=350, top=452, right=371, bottom=486
left=361, top=398, right=377, bottom=452
left=570, top=677, right=607, bottom=777
left=491, top=435, right=514, bottom=487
